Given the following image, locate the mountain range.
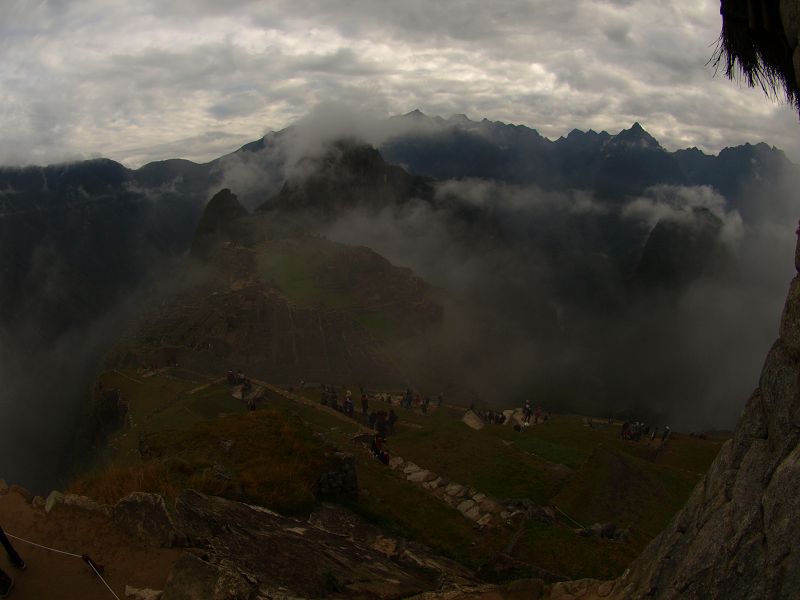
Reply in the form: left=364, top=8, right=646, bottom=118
left=1, top=111, right=798, bottom=489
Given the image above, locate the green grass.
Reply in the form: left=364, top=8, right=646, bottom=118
left=552, top=445, right=699, bottom=539
left=483, top=426, right=590, bottom=470
left=388, top=419, right=566, bottom=503
left=350, top=452, right=506, bottom=566
left=654, top=433, right=729, bottom=474
left=255, top=241, right=354, bottom=309
left=353, top=309, right=395, bottom=339
left=513, top=520, right=639, bottom=582
left=73, top=406, right=336, bottom=517
left=81, top=370, right=726, bottom=582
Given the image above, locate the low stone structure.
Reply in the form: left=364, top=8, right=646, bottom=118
left=385, top=451, right=556, bottom=529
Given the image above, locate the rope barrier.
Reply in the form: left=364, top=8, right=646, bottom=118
left=525, top=561, right=572, bottom=581
left=5, top=532, right=82, bottom=559
left=4, top=531, right=122, bottom=600
left=553, top=504, right=585, bottom=530
left=84, top=555, right=122, bottom=600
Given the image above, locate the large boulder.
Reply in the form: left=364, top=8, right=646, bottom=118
left=462, top=410, right=485, bottom=430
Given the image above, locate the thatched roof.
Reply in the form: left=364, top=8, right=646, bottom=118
left=713, top=0, right=800, bottom=112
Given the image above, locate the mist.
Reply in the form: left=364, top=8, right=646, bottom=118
left=0, top=310, right=126, bottom=491
left=0, top=161, right=212, bottom=493
left=2, top=104, right=797, bottom=495
left=203, top=105, right=800, bottom=430
left=0, top=250, right=214, bottom=494
left=318, top=176, right=795, bottom=431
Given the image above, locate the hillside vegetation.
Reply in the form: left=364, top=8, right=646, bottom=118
left=72, top=364, right=727, bottom=583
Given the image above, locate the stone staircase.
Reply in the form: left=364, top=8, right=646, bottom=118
left=258, top=382, right=553, bottom=528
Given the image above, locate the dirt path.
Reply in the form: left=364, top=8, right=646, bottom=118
left=0, top=491, right=181, bottom=600
left=253, top=380, right=374, bottom=434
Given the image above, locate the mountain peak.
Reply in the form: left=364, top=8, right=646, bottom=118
left=610, top=122, right=661, bottom=150
left=191, top=188, right=249, bottom=257
left=404, top=108, right=427, bottom=119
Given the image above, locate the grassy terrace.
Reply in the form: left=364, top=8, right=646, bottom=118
left=72, top=368, right=729, bottom=582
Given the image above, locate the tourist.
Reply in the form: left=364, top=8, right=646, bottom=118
left=376, top=410, right=388, bottom=439
left=0, top=526, right=25, bottom=598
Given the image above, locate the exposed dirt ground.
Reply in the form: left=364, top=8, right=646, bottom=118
left=0, top=490, right=181, bottom=600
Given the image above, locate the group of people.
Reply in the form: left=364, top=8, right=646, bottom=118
left=621, top=421, right=671, bottom=443
left=319, top=384, right=349, bottom=413
left=467, top=399, right=550, bottom=431
left=522, top=401, right=544, bottom=425
left=398, top=389, right=442, bottom=413
left=368, top=408, right=398, bottom=438
left=226, top=369, right=253, bottom=392
left=475, top=408, right=507, bottom=425
left=320, top=384, right=443, bottom=419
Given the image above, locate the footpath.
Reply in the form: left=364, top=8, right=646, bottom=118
left=252, top=382, right=556, bottom=530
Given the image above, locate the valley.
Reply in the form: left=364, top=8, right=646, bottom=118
left=0, top=111, right=795, bottom=598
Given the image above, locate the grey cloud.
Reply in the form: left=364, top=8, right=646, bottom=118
left=208, top=91, right=266, bottom=120
left=623, top=185, right=744, bottom=246
left=1, top=0, right=800, bottom=168
left=288, top=48, right=388, bottom=76
left=312, top=172, right=792, bottom=430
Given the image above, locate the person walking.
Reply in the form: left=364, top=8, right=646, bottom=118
left=0, top=525, right=25, bottom=597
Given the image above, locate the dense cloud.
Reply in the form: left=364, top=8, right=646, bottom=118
left=0, top=91, right=797, bottom=493
left=206, top=104, right=799, bottom=430
left=623, top=185, right=744, bottom=244
left=1, top=0, right=799, bottom=168
left=319, top=176, right=794, bottom=431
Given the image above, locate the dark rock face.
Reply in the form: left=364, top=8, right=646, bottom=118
left=633, top=207, right=726, bottom=289
left=112, top=492, right=187, bottom=548
left=137, top=489, right=476, bottom=599
left=260, top=139, right=434, bottom=214
left=604, top=271, right=800, bottom=598
left=0, top=159, right=210, bottom=338
left=115, top=272, right=401, bottom=384
left=191, top=188, right=250, bottom=258
left=114, top=237, right=442, bottom=385
left=90, top=387, right=129, bottom=444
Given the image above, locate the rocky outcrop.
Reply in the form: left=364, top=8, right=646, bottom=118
left=114, top=236, right=442, bottom=385
left=113, top=492, right=187, bottom=548
left=111, top=489, right=477, bottom=599
left=90, top=387, right=130, bottom=444
left=259, top=139, right=434, bottom=215
left=461, top=410, right=485, bottom=430
left=633, top=207, right=726, bottom=289
left=191, top=188, right=250, bottom=258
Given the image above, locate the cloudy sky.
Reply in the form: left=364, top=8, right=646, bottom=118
left=2, top=0, right=799, bottom=168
